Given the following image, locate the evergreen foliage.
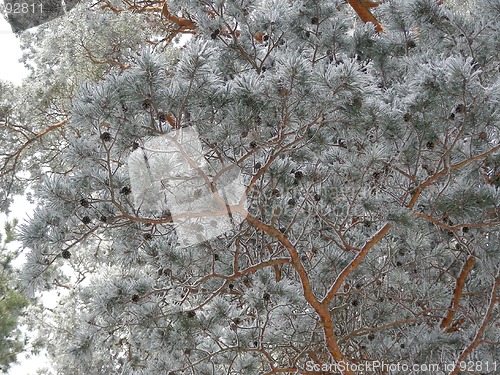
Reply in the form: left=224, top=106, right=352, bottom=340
left=2, top=0, right=499, bottom=374
left=0, top=220, right=29, bottom=373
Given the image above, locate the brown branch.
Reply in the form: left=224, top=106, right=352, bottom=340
left=243, top=114, right=323, bottom=198
left=245, top=213, right=353, bottom=374
left=347, top=0, right=384, bottom=32
left=317, top=145, right=490, bottom=310
left=449, top=272, right=499, bottom=375
left=339, top=307, right=450, bottom=344
left=161, top=2, right=196, bottom=31
left=413, top=212, right=500, bottom=232
left=322, top=223, right=392, bottom=304
left=245, top=215, right=319, bottom=309
left=99, top=1, right=122, bottom=14
left=408, top=146, right=500, bottom=209
left=79, top=41, right=130, bottom=72
left=1, top=117, right=70, bottom=178
left=440, top=256, right=476, bottom=330
left=192, top=257, right=291, bottom=286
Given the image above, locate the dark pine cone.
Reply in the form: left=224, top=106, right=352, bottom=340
left=100, top=132, right=112, bottom=142
left=120, top=186, right=131, bottom=195
left=210, top=29, right=220, bottom=39
left=142, top=98, right=152, bottom=110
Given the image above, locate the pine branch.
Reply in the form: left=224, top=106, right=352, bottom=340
left=0, top=117, right=70, bottom=178
left=79, top=41, right=131, bottom=72
left=408, top=145, right=500, bottom=209
left=161, top=2, right=196, bottom=31
left=188, top=258, right=291, bottom=311
left=449, top=271, right=499, bottom=375
left=322, top=223, right=392, bottom=304
left=245, top=213, right=354, bottom=373
left=440, top=255, right=476, bottom=331
left=412, top=212, right=500, bottom=232
left=347, top=0, right=384, bottom=32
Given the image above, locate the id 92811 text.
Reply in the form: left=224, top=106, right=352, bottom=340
left=1, top=2, right=43, bottom=15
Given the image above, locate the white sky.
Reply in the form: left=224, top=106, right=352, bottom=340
left=0, top=13, right=29, bottom=85
left=1, top=7, right=50, bottom=375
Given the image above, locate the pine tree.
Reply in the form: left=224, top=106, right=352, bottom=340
left=0, top=220, right=29, bottom=373
left=3, top=0, right=500, bottom=374
left=0, top=0, right=164, bottom=211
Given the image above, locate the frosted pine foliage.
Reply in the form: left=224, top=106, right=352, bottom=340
left=9, top=0, right=500, bottom=374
